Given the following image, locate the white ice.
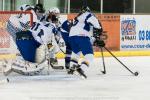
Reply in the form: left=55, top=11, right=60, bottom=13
left=0, top=56, right=150, bottom=100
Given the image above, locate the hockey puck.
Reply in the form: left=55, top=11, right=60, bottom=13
left=134, top=72, right=139, bottom=76
left=0, top=78, right=9, bottom=84
left=6, top=78, right=9, bottom=83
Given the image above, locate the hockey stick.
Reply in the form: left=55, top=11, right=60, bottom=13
left=100, top=47, right=106, bottom=74
left=104, top=47, right=139, bottom=76
left=54, top=36, right=66, bottom=54
left=49, top=62, right=64, bottom=69
left=46, top=47, right=64, bottom=70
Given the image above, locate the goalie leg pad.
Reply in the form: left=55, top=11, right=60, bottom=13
left=4, top=58, right=47, bottom=76
left=35, top=45, right=47, bottom=63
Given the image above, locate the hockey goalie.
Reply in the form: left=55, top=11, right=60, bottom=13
left=3, top=4, right=59, bottom=76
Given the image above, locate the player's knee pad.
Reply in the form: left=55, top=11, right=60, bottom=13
left=35, top=45, right=47, bottom=63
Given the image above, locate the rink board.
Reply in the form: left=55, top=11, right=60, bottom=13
left=1, top=14, right=150, bottom=59
left=1, top=51, right=150, bottom=59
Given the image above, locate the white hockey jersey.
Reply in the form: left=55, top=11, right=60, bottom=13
left=7, top=10, right=38, bottom=31
left=29, top=22, right=56, bottom=45
left=69, top=11, right=101, bottom=37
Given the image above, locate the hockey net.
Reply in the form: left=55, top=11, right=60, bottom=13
left=0, top=11, right=33, bottom=73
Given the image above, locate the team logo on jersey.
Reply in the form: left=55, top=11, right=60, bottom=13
left=121, top=18, right=136, bottom=41
left=19, top=21, right=30, bottom=29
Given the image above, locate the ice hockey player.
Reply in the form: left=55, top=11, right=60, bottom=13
left=3, top=5, right=57, bottom=76
left=68, top=6, right=105, bottom=78
left=58, top=20, right=73, bottom=73
left=40, top=7, right=61, bottom=66
left=5, top=4, right=40, bottom=75
left=4, top=22, right=57, bottom=76
left=58, top=19, right=99, bottom=74
left=40, top=7, right=74, bottom=71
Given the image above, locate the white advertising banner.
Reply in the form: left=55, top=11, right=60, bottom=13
left=120, top=15, right=150, bottom=50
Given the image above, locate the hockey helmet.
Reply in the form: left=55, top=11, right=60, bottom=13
left=81, top=6, right=91, bottom=13
left=48, top=7, right=60, bottom=14
left=34, top=3, right=45, bottom=13
left=19, top=4, right=32, bottom=11
left=46, top=7, right=60, bottom=23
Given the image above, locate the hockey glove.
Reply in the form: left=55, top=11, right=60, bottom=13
left=47, top=43, right=53, bottom=49
left=93, top=27, right=103, bottom=37
left=95, top=39, right=105, bottom=47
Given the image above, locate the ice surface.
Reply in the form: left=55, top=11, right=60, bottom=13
left=0, top=56, right=150, bottom=100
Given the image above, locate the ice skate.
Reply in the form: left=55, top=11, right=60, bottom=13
left=67, top=65, right=76, bottom=74
left=68, top=64, right=87, bottom=78
left=65, top=63, right=71, bottom=74
left=76, top=65, right=87, bottom=79
left=2, top=60, right=13, bottom=76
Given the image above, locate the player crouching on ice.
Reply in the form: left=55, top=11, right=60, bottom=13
left=40, top=7, right=66, bottom=69
left=40, top=7, right=61, bottom=66
left=3, top=4, right=57, bottom=76
left=68, top=6, right=105, bottom=78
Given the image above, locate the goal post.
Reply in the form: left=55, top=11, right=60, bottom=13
left=0, top=11, right=33, bottom=60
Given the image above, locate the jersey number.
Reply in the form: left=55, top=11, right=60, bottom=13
left=72, top=19, right=79, bottom=26
left=31, top=22, right=40, bottom=31
left=31, top=22, right=44, bottom=37
left=72, top=19, right=90, bottom=31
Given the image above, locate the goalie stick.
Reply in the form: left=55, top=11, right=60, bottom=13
left=50, top=63, right=64, bottom=70
left=47, top=58, right=64, bottom=70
